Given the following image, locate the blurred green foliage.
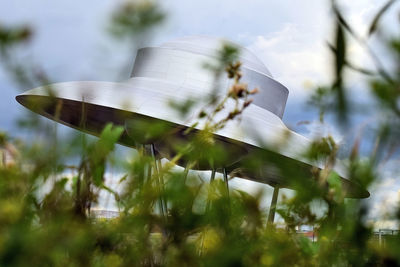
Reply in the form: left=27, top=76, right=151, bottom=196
left=1, top=0, right=400, bottom=266
left=109, top=1, right=165, bottom=39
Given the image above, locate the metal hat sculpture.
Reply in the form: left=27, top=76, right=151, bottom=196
left=16, top=36, right=369, bottom=204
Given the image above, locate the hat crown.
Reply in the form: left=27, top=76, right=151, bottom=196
left=130, top=36, right=289, bottom=118
left=161, top=35, right=272, bottom=76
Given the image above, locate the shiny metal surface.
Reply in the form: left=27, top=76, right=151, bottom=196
left=131, top=47, right=288, bottom=118
left=16, top=36, right=369, bottom=198
left=160, top=36, right=272, bottom=76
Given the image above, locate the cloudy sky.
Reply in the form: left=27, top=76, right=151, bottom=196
left=1, top=0, right=400, bottom=228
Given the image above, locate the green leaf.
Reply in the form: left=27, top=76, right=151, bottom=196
left=332, top=3, right=356, bottom=36
left=327, top=172, right=343, bottom=203
left=345, top=61, right=375, bottom=76
left=334, top=23, right=346, bottom=84
left=168, top=98, right=196, bottom=118
left=90, top=123, right=124, bottom=186
left=328, top=41, right=375, bottom=76
left=368, top=0, right=397, bottom=36
left=98, top=123, right=124, bottom=153
left=333, top=22, right=348, bottom=122
left=109, top=1, right=165, bottom=38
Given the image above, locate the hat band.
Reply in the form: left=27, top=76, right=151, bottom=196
left=131, top=47, right=289, bottom=118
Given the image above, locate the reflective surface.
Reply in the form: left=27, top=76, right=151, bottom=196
left=16, top=36, right=369, bottom=198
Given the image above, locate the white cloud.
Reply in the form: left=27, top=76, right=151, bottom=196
left=365, top=157, right=400, bottom=229
left=247, top=23, right=332, bottom=99
left=245, top=1, right=399, bottom=102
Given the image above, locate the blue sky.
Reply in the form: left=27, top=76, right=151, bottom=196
left=1, top=0, right=400, bottom=228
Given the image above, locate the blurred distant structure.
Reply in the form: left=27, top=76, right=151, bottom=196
left=373, top=229, right=400, bottom=247
left=90, top=209, right=120, bottom=220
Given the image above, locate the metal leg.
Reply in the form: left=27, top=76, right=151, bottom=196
left=210, top=169, right=216, bottom=182
left=150, top=144, right=166, bottom=219
left=146, top=164, right=152, bottom=184
left=267, top=186, right=279, bottom=226
left=202, top=169, right=217, bottom=256
left=183, top=166, right=189, bottom=183
left=157, top=158, right=168, bottom=215
left=137, top=144, right=147, bottom=186
left=223, top=168, right=229, bottom=194
left=142, top=145, right=152, bottom=185
left=205, top=169, right=216, bottom=212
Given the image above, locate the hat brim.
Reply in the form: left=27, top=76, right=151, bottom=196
left=16, top=78, right=369, bottom=198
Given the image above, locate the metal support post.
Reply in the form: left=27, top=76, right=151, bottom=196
left=150, top=144, right=166, bottom=219
left=183, top=166, right=189, bottom=183
left=205, top=169, right=216, bottom=212
left=223, top=168, right=229, bottom=194
left=157, top=158, right=168, bottom=214
left=267, top=186, right=279, bottom=225
left=210, top=169, right=216, bottom=182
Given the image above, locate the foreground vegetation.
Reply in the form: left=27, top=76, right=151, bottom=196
left=1, top=1, right=400, bottom=266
